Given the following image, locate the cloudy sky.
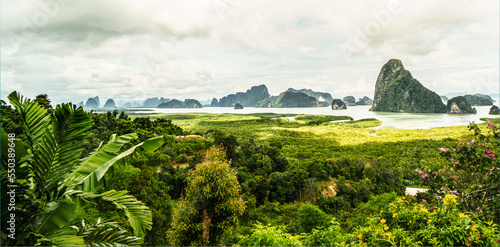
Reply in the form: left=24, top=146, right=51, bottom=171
left=1, top=0, right=498, bottom=105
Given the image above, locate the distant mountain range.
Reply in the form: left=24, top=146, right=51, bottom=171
left=71, top=80, right=497, bottom=110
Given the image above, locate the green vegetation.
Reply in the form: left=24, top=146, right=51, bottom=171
left=168, top=147, right=245, bottom=246
left=447, top=96, right=475, bottom=114
left=1, top=92, right=163, bottom=246
left=2, top=92, right=498, bottom=246
left=371, top=59, right=446, bottom=113
left=464, top=94, right=494, bottom=106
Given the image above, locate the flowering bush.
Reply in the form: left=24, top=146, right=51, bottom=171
left=415, top=121, right=499, bottom=221
left=309, top=196, right=499, bottom=246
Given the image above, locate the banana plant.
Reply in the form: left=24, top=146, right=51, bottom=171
left=1, top=92, right=163, bottom=246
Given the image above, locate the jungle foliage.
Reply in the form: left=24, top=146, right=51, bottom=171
left=1, top=93, right=498, bottom=246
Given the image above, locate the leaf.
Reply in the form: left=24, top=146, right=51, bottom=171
left=79, top=221, right=142, bottom=246
left=8, top=91, right=50, bottom=150
left=44, top=233, right=86, bottom=246
left=66, top=135, right=163, bottom=191
left=36, top=199, right=81, bottom=235
left=81, top=190, right=152, bottom=238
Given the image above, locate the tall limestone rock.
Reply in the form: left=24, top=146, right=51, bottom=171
left=343, top=96, right=356, bottom=106
left=331, top=99, right=347, bottom=110
left=274, top=92, right=318, bottom=107
left=103, top=99, right=116, bottom=108
left=489, top=105, right=499, bottom=114
left=158, top=99, right=186, bottom=108
left=184, top=99, right=203, bottom=108
left=211, top=98, right=219, bottom=107
left=84, top=97, right=99, bottom=109
left=218, top=85, right=270, bottom=107
left=370, top=59, right=446, bottom=113
left=447, top=96, right=476, bottom=114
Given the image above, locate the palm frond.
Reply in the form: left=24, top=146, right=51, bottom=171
left=77, top=221, right=142, bottom=246
left=8, top=91, right=50, bottom=150
left=30, top=103, right=92, bottom=201
left=36, top=199, right=81, bottom=235
left=81, top=190, right=153, bottom=238
left=42, top=230, right=86, bottom=246
left=66, top=135, right=163, bottom=192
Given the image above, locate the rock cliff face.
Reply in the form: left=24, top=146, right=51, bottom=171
left=447, top=96, right=476, bottom=114
left=184, top=99, right=202, bottom=108
left=218, top=85, right=270, bottom=107
left=331, top=99, right=347, bottom=110
left=103, top=99, right=116, bottom=108
left=158, top=99, right=186, bottom=108
left=211, top=98, right=219, bottom=107
left=356, top=96, right=373, bottom=105
left=234, top=103, right=244, bottom=109
left=255, top=96, right=278, bottom=108
left=463, top=94, right=494, bottom=106
left=370, top=59, right=446, bottom=113
left=274, top=92, right=318, bottom=107
left=343, top=96, right=356, bottom=106
left=286, top=88, right=334, bottom=105
left=489, top=105, right=499, bottom=114
left=84, top=97, right=99, bottom=108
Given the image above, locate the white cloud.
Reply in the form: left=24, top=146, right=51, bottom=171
left=1, top=0, right=498, bottom=104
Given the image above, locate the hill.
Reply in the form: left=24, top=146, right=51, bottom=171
left=370, top=59, right=446, bottom=113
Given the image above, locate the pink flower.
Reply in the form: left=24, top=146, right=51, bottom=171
left=451, top=158, right=455, bottom=162
left=434, top=171, right=438, bottom=175
left=443, top=169, right=446, bottom=172
left=450, top=168, right=453, bottom=171
left=487, top=149, right=491, bottom=154
left=422, top=199, right=427, bottom=203
left=487, top=121, right=494, bottom=128
left=471, top=139, right=475, bottom=143
left=467, top=142, right=470, bottom=146
left=430, top=206, right=435, bottom=210
left=492, top=154, right=496, bottom=157
left=485, top=154, right=489, bottom=158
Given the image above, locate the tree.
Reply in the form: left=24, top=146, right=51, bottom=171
left=168, top=146, right=245, bottom=246
left=419, top=121, right=499, bottom=221
left=0, top=92, right=163, bottom=246
left=297, top=204, right=331, bottom=233
left=34, top=93, right=53, bottom=112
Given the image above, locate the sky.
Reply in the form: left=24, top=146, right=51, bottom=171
left=1, top=0, right=498, bottom=105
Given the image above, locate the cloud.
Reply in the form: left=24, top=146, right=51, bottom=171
left=1, top=0, right=498, bottom=104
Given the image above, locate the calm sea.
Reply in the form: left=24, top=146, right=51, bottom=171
left=123, top=105, right=499, bottom=130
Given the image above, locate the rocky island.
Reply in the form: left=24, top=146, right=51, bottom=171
left=331, top=99, right=347, bottom=110
left=217, top=85, right=270, bottom=107
left=447, top=96, right=476, bottom=114
left=370, top=59, right=446, bottom=113
left=103, top=99, right=116, bottom=108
